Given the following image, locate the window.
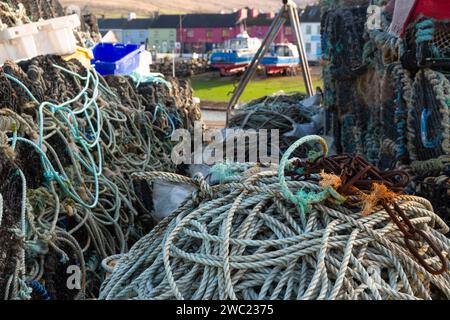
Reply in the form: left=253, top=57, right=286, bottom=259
left=207, top=30, right=213, bottom=39
left=275, top=45, right=292, bottom=57
left=285, top=26, right=293, bottom=35
left=305, top=42, right=312, bottom=53
left=316, top=43, right=322, bottom=55
left=229, top=39, right=248, bottom=50
left=222, top=29, right=230, bottom=37
left=187, top=30, right=194, bottom=38
left=306, top=25, right=312, bottom=35
left=317, top=25, right=321, bottom=34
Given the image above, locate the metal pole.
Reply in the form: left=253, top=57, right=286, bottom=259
left=225, top=0, right=316, bottom=125
left=173, top=49, right=176, bottom=78
left=179, top=15, right=183, bottom=57
left=226, top=10, right=287, bottom=125
left=287, top=1, right=315, bottom=96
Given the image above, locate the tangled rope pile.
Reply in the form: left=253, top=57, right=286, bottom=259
left=100, top=136, right=450, bottom=300
left=0, top=0, right=100, bottom=47
left=227, top=92, right=325, bottom=158
left=0, top=2, right=30, bottom=28
left=0, top=54, right=201, bottom=300
left=7, top=0, right=64, bottom=22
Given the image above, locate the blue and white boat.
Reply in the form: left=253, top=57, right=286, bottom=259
left=210, top=32, right=262, bottom=76
left=261, top=43, right=300, bottom=75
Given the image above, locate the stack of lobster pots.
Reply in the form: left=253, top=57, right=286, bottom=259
left=152, top=57, right=211, bottom=78
left=320, top=0, right=450, bottom=224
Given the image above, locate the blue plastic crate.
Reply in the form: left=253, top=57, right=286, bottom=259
left=91, top=43, right=144, bottom=76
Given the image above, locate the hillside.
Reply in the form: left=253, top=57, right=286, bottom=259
left=60, top=0, right=318, bottom=15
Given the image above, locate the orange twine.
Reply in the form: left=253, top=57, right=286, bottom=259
left=319, top=171, right=399, bottom=216
left=319, top=170, right=342, bottom=189
left=360, top=183, right=398, bottom=216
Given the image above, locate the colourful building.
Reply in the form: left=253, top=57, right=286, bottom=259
left=149, top=9, right=248, bottom=53
left=245, top=6, right=322, bottom=62
left=148, top=27, right=177, bottom=53
left=299, top=5, right=322, bottom=62
left=98, top=6, right=322, bottom=61
left=98, top=18, right=154, bottom=45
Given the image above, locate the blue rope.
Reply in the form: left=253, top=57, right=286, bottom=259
left=420, top=108, right=441, bottom=149
left=27, top=281, right=51, bottom=300
left=416, top=19, right=434, bottom=46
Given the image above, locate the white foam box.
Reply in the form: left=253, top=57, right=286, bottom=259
left=34, top=14, right=81, bottom=56
left=0, top=23, right=39, bottom=64
left=136, top=50, right=153, bottom=75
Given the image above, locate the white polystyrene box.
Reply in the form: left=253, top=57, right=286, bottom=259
left=136, top=50, right=153, bottom=76
left=0, top=24, right=39, bottom=64
left=0, top=43, right=8, bottom=64
left=34, top=14, right=81, bottom=56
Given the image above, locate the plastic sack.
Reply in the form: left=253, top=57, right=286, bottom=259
left=152, top=181, right=196, bottom=222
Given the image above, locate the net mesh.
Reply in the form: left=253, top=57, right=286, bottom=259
left=433, top=22, right=450, bottom=56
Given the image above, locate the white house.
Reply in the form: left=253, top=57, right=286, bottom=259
left=300, top=5, right=322, bottom=63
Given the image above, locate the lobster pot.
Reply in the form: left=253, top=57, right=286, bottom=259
left=410, top=70, right=447, bottom=161
left=353, top=58, right=398, bottom=167
left=405, top=17, right=447, bottom=161
left=429, top=21, right=450, bottom=60
left=415, top=19, right=450, bottom=69
left=416, top=176, right=450, bottom=225
left=379, top=101, right=398, bottom=168
left=321, top=5, right=371, bottom=155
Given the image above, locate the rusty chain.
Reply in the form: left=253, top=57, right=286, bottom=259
left=289, top=154, right=448, bottom=275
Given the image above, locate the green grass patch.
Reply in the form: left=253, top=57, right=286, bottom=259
left=191, top=74, right=323, bottom=103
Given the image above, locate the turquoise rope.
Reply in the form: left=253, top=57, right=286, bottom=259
left=278, top=135, right=345, bottom=216
left=416, top=20, right=434, bottom=46
left=5, top=65, right=103, bottom=209
left=153, top=104, right=177, bottom=138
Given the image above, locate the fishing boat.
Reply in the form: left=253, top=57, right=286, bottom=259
left=210, top=32, right=262, bottom=76
left=261, top=43, right=300, bottom=75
